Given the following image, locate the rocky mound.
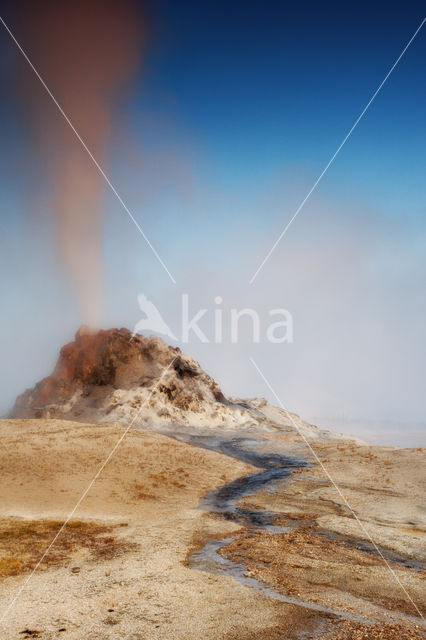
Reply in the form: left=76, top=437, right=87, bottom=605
left=12, top=327, right=229, bottom=423
left=12, top=326, right=334, bottom=437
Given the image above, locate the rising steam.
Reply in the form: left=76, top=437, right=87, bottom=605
left=20, top=0, right=143, bottom=327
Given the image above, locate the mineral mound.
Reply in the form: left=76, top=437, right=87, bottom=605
left=12, top=327, right=324, bottom=435
left=12, top=327, right=228, bottom=421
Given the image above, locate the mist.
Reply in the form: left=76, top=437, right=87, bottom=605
left=0, top=3, right=424, bottom=447
left=17, top=0, right=144, bottom=327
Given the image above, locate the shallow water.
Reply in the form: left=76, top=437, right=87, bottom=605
left=155, top=427, right=424, bottom=626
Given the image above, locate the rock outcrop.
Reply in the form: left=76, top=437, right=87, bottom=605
left=12, top=326, right=333, bottom=438
left=12, top=327, right=233, bottom=424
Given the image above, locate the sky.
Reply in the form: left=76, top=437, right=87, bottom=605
left=0, top=1, right=425, bottom=446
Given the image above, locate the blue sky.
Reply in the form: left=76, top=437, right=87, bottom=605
left=142, top=1, right=426, bottom=206
left=0, top=1, right=425, bottom=444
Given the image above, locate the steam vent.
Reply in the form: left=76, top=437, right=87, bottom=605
left=11, top=328, right=229, bottom=425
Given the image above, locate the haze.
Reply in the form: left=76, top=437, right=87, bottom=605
left=1, top=1, right=425, bottom=446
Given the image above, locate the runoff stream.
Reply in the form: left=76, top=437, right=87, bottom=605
left=155, top=428, right=423, bottom=627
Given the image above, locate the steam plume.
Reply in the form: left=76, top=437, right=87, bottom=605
left=20, top=0, right=143, bottom=327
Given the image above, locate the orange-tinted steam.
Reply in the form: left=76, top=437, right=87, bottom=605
left=20, top=0, right=143, bottom=327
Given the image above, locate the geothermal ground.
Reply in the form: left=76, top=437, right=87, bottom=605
left=1, top=331, right=425, bottom=638
left=0, top=418, right=424, bottom=639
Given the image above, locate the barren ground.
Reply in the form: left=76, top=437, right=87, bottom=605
left=221, top=439, right=425, bottom=638
left=0, top=419, right=424, bottom=639
left=0, top=419, right=320, bottom=639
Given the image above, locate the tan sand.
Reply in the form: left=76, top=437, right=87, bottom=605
left=225, top=438, right=425, bottom=637
left=0, top=420, right=424, bottom=639
left=0, top=419, right=323, bottom=639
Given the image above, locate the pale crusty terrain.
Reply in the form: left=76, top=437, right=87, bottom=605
left=239, top=439, right=426, bottom=560
left=4, top=331, right=425, bottom=638
left=11, top=328, right=351, bottom=441
left=0, top=419, right=424, bottom=640
left=227, top=438, right=426, bottom=634
left=0, top=419, right=322, bottom=640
